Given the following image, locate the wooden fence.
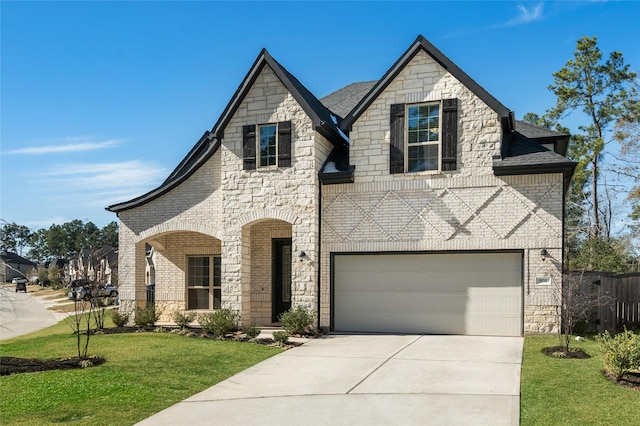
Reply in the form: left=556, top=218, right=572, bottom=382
left=574, top=272, right=640, bottom=333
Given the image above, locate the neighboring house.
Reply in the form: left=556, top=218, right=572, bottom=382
left=45, top=258, right=69, bottom=283
left=107, top=35, right=575, bottom=336
left=96, top=246, right=118, bottom=286
left=67, top=247, right=117, bottom=284
left=0, top=250, right=36, bottom=282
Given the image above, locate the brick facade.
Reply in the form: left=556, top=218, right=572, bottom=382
left=113, top=41, right=567, bottom=334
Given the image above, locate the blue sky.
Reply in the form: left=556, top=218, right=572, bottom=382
left=1, top=1, right=639, bottom=231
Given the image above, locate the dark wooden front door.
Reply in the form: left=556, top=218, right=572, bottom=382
left=272, top=238, right=292, bottom=322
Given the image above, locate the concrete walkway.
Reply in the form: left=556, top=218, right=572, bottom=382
left=138, top=334, right=523, bottom=426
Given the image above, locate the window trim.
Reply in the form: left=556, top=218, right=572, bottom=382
left=404, top=101, right=442, bottom=173
left=258, top=123, right=278, bottom=168
left=186, top=255, right=221, bottom=311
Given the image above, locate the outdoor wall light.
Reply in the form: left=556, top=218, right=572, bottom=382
left=540, top=248, right=549, bottom=261
left=299, top=251, right=306, bottom=261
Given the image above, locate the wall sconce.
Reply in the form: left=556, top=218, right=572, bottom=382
left=299, top=251, right=306, bottom=262
left=540, top=249, right=549, bottom=262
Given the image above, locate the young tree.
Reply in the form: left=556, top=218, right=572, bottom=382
left=546, top=36, right=638, bottom=239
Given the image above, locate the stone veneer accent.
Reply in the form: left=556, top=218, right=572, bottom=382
left=117, top=65, right=329, bottom=327
left=116, top=49, right=564, bottom=334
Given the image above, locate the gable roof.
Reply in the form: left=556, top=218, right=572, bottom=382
left=0, top=250, right=36, bottom=266
left=108, top=49, right=344, bottom=214
left=341, top=35, right=515, bottom=132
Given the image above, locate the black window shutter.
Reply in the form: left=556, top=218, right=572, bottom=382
left=277, top=121, right=292, bottom=167
left=389, top=103, right=405, bottom=174
left=441, top=98, right=458, bottom=171
left=242, top=124, right=256, bottom=170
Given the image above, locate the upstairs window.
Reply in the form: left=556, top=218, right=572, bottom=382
left=259, top=124, right=277, bottom=167
left=243, top=121, right=292, bottom=170
left=390, top=99, right=458, bottom=174
left=407, top=103, right=440, bottom=172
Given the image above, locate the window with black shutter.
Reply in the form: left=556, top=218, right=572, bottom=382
left=242, top=121, right=292, bottom=169
left=389, top=99, right=458, bottom=173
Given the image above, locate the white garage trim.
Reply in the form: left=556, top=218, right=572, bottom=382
left=331, top=251, right=523, bottom=336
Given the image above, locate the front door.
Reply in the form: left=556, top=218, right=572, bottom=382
left=272, top=238, right=292, bottom=322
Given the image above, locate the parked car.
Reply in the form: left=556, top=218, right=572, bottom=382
left=12, top=277, right=27, bottom=293
left=68, top=283, right=118, bottom=301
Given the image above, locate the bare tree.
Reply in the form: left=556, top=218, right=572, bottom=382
left=556, top=271, right=613, bottom=352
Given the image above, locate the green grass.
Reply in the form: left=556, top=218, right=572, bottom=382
left=0, top=321, right=282, bottom=425
left=521, top=334, right=640, bottom=425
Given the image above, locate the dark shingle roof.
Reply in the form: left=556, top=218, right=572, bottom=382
left=0, top=251, right=36, bottom=266
left=320, top=81, right=377, bottom=119
left=515, top=120, right=568, bottom=139
left=493, top=131, right=576, bottom=177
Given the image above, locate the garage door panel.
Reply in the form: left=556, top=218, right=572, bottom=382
left=333, top=252, right=522, bottom=336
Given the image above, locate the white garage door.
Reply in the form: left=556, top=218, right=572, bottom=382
left=333, top=252, right=523, bottom=336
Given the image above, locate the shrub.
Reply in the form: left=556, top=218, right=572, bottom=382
left=245, top=325, right=261, bottom=339
left=279, top=305, right=314, bottom=335
left=134, top=306, right=162, bottom=328
left=198, top=309, right=239, bottom=337
left=272, top=331, right=289, bottom=345
left=172, top=310, right=196, bottom=329
left=597, top=328, right=640, bottom=381
left=110, top=310, right=130, bottom=327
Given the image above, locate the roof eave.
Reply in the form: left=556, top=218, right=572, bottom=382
left=106, top=139, right=221, bottom=213
left=492, top=161, right=577, bottom=178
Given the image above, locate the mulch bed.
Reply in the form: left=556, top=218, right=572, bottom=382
left=603, top=371, right=640, bottom=391
left=1, top=356, right=106, bottom=376
left=542, top=346, right=591, bottom=359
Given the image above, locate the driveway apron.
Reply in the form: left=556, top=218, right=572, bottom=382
left=137, top=334, right=523, bottom=426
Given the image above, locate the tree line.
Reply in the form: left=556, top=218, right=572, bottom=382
left=523, top=35, right=639, bottom=273
left=0, top=220, right=118, bottom=263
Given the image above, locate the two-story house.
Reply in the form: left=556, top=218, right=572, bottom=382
left=107, top=35, right=575, bottom=336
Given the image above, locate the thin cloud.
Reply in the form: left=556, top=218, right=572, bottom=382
left=34, top=160, right=169, bottom=209
left=443, top=2, right=545, bottom=39
left=4, top=138, right=123, bottom=155
left=503, top=2, right=545, bottom=26
left=40, top=160, right=168, bottom=189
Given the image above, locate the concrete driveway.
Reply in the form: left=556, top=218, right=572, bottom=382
left=138, top=334, right=523, bottom=426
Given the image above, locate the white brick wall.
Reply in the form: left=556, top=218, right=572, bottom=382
left=116, top=51, right=563, bottom=334
left=117, top=65, right=325, bottom=327
left=319, top=51, right=563, bottom=333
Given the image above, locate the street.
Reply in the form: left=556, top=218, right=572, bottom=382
left=0, top=285, right=60, bottom=341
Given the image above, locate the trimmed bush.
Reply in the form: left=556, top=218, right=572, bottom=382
left=172, top=310, right=196, bottom=329
left=597, top=328, right=640, bottom=381
left=245, top=325, right=261, bottom=339
left=110, top=310, right=130, bottom=327
left=279, top=305, right=314, bottom=335
left=134, top=306, right=162, bottom=328
left=198, top=309, right=239, bottom=337
left=272, top=330, right=289, bottom=345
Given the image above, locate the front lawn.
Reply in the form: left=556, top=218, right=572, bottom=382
left=0, top=323, right=282, bottom=425
left=521, top=334, right=640, bottom=425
